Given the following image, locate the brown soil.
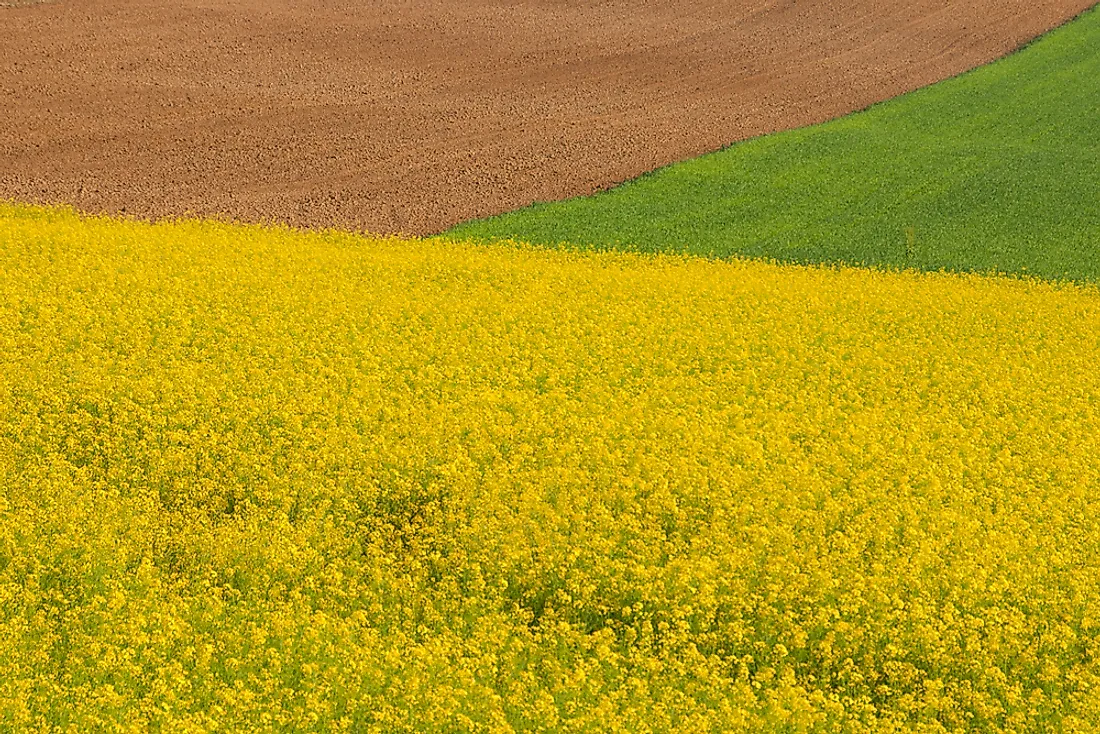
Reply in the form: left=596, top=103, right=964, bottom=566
left=1, top=0, right=1092, bottom=235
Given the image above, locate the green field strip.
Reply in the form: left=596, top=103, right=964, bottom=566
left=448, top=5, right=1100, bottom=282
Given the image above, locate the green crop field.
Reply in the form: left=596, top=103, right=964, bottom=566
left=449, top=6, right=1100, bottom=282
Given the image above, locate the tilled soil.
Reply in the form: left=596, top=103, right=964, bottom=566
left=1, top=0, right=1092, bottom=235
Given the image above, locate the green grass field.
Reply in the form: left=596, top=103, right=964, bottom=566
left=449, top=6, right=1100, bottom=281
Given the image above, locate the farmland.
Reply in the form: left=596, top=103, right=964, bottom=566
left=2, top=204, right=1100, bottom=730
left=450, top=5, right=1100, bottom=282
left=3, top=0, right=1099, bottom=730
left=1, top=0, right=1092, bottom=234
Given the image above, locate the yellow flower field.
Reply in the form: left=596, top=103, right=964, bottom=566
left=1, top=203, right=1098, bottom=732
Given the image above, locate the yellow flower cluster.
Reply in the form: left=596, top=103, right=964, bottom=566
left=1, top=203, right=1099, bottom=732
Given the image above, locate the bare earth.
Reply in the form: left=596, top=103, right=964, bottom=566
left=1, top=0, right=1092, bottom=235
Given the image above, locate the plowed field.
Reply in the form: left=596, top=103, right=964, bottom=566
left=1, top=0, right=1091, bottom=234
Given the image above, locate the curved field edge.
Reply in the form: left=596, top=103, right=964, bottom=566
left=3, top=203, right=1100, bottom=731
left=4, top=0, right=1093, bottom=237
left=447, top=4, right=1100, bottom=283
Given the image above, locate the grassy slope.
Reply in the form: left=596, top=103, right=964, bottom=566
left=449, top=6, right=1100, bottom=281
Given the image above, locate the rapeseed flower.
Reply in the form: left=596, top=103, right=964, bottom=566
left=0, top=204, right=1098, bottom=731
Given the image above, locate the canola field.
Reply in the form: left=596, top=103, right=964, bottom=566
left=2, top=203, right=1100, bottom=732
